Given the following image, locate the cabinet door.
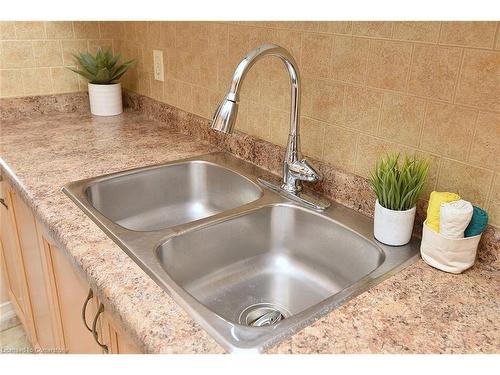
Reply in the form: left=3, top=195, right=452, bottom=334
left=43, top=240, right=103, bottom=354
left=101, top=310, right=142, bottom=354
left=10, top=190, right=57, bottom=350
left=0, top=181, right=35, bottom=342
left=114, top=329, right=142, bottom=354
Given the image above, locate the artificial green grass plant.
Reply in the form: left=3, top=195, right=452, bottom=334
left=69, top=48, right=136, bottom=84
left=370, top=152, right=430, bottom=211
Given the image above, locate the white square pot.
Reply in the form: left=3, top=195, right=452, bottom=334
left=373, top=200, right=416, bottom=246
left=88, top=82, right=123, bottom=116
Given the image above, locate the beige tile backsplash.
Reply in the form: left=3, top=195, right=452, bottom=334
left=1, top=21, right=499, bottom=228
left=366, top=39, right=413, bottom=91
left=0, top=21, right=112, bottom=96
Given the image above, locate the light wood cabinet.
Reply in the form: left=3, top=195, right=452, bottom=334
left=0, top=181, right=37, bottom=346
left=100, top=309, right=142, bottom=354
left=10, top=189, right=57, bottom=350
left=40, top=238, right=103, bottom=353
left=0, top=179, right=142, bottom=354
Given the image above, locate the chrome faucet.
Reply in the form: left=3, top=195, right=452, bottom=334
left=211, top=44, right=329, bottom=210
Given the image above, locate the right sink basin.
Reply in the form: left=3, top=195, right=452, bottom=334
left=157, top=204, right=384, bottom=326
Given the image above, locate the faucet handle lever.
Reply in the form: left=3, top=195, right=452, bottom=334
left=289, top=159, right=322, bottom=182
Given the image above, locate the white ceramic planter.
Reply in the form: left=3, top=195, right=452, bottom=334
left=88, top=82, right=123, bottom=116
left=373, top=200, right=416, bottom=246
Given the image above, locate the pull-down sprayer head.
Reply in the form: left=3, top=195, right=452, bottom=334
left=211, top=96, right=238, bottom=134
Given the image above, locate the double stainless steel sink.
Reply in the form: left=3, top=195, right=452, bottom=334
left=63, top=152, right=420, bottom=353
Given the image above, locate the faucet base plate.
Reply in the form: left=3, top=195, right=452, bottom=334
left=257, top=178, right=330, bottom=211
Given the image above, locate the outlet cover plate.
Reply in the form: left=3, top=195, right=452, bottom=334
left=153, top=50, right=164, bottom=82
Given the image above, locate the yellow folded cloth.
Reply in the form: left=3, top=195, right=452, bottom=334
left=426, top=191, right=461, bottom=232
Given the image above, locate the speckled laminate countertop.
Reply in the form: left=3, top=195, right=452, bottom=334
left=1, top=109, right=498, bottom=353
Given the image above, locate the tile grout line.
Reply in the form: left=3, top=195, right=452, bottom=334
left=482, top=170, right=496, bottom=210
left=12, top=21, right=18, bottom=40
left=437, top=21, right=444, bottom=45
left=328, top=33, right=336, bottom=80
left=339, top=74, right=347, bottom=120
left=417, top=101, right=429, bottom=149
left=98, top=21, right=102, bottom=40
left=433, top=155, right=444, bottom=193
left=433, top=155, right=495, bottom=174
left=24, top=40, right=36, bottom=96
left=484, top=173, right=496, bottom=219
left=451, top=48, right=466, bottom=104
left=58, top=39, right=65, bottom=91
left=492, top=21, right=499, bottom=50
left=318, top=120, right=327, bottom=162
left=405, top=42, right=416, bottom=93
left=375, top=85, right=385, bottom=136
left=49, top=67, right=58, bottom=95
left=352, top=129, right=361, bottom=175
left=42, top=21, right=47, bottom=41
left=362, top=37, right=371, bottom=87
left=465, top=111, right=481, bottom=163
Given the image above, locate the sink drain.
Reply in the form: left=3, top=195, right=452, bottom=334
left=239, top=303, right=289, bottom=327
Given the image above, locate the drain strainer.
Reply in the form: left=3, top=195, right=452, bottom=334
left=239, top=303, right=289, bottom=327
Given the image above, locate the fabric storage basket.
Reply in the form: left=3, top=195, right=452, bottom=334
left=420, top=221, right=481, bottom=274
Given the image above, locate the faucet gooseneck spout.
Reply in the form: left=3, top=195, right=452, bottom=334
left=211, top=44, right=329, bottom=210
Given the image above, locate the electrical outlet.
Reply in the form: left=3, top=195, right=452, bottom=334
left=153, top=50, right=164, bottom=82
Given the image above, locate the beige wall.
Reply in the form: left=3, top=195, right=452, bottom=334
left=0, top=21, right=114, bottom=96
left=1, top=21, right=499, bottom=228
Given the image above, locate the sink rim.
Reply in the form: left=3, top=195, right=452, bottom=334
left=62, top=152, right=421, bottom=353
left=83, top=158, right=262, bottom=196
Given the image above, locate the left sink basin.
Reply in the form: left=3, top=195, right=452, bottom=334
left=65, top=157, right=263, bottom=231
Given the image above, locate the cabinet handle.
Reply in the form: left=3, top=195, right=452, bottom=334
left=91, top=303, right=109, bottom=353
left=0, top=198, right=7, bottom=209
left=81, top=288, right=93, bottom=332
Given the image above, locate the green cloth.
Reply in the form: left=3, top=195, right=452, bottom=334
left=464, top=206, right=488, bottom=237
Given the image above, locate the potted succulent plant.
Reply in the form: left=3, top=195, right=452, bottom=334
left=370, top=153, right=430, bottom=246
left=69, top=48, right=136, bottom=116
